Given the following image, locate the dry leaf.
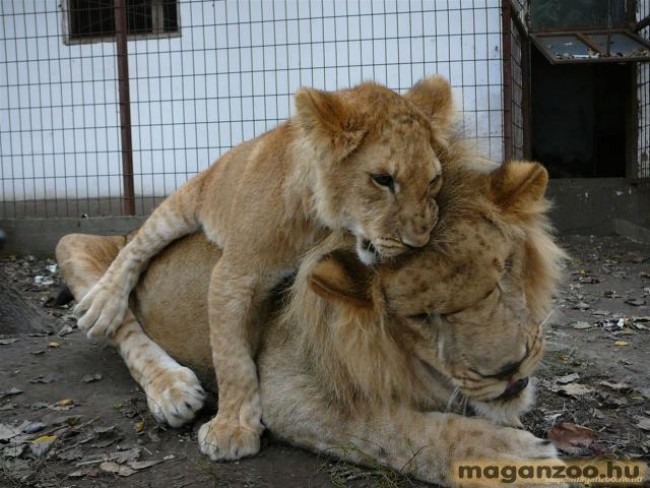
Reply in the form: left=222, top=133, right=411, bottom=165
left=129, top=460, right=162, bottom=470
left=3, top=444, right=26, bottom=458
left=30, top=434, right=57, bottom=457
left=558, top=383, right=594, bottom=397
left=570, top=321, right=592, bottom=330
left=0, top=387, right=23, bottom=400
left=0, top=423, right=21, bottom=441
left=600, top=380, right=632, bottom=392
left=108, top=447, right=141, bottom=464
left=99, top=461, right=136, bottom=477
left=555, top=373, right=580, bottom=384
left=50, top=398, right=75, bottom=411
left=82, top=373, right=103, bottom=384
left=134, top=421, right=145, bottom=433
left=548, top=423, right=595, bottom=456
left=636, top=417, right=650, bottom=432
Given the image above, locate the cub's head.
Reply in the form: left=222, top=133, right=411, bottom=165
left=293, top=159, right=566, bottom=425
left=294, top=77, right=455, bottom=265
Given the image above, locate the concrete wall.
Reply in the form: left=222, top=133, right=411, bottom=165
left=3, top=178, right=649, bottom=257
left=546, top=178, right=650, bottom=235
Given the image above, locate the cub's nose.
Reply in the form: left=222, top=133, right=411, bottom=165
left=400, top=205, right=438, bottom=249
left=401, top=233, right=431, bottom=249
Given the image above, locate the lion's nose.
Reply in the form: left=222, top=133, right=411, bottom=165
left=500, top=377, right=529, bottom=399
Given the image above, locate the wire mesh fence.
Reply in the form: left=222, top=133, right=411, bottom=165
left=1, top=0, right=506, bottom=219
left=2, top=1, right=648, bottom=220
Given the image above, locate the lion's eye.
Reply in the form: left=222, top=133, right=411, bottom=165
left=372, top=173, right=395, bottom=193
left=409, top=313, right=432, bottom=322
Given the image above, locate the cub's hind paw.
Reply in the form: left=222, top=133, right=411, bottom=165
left=198, top=417, right=262, bottom=461
left=144, top=366, right=206, bottom=428
left=74, top=284, right=128, bottom=339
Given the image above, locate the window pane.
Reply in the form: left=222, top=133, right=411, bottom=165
left=531, top=0, right=628, bottom=31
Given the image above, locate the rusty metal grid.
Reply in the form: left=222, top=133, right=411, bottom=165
left=502, top=0, right=529, bottom=161
left=637, top=3, right=649, bottom=180
left=1, top=1, right=507, bottom=219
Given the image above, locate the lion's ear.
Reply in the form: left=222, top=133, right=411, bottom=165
left=489, top=160, right=549, bottom=213
left=403, top=76, right=455, bottom=132
left=308, top=250, right=375, bottom=309
left=294, top=88, right=366, bottom=161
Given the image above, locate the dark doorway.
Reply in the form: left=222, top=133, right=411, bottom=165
left=530, top=45, right=631, bottom=178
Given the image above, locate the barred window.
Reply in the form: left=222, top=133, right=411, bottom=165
left=65, top=0, right=179, bottom=44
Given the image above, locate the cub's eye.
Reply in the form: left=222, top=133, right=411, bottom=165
left=372, top=173, right=395, bottom=193
left=429, top=174, right=443, bottom=195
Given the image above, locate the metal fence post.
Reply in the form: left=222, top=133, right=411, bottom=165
left=115, top=0, right=136, bottom=216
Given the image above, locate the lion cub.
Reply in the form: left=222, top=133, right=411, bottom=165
left=74, top=77, right=455, bottom=461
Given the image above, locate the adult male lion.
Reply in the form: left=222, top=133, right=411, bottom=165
left=73, top=78, right=453, bottom=460
left=57, top=153, right=565, bottom=487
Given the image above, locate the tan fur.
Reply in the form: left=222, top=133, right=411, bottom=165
left=57, top=140, right=567, bottom=486
left=71, top=77, right=455, bottom=460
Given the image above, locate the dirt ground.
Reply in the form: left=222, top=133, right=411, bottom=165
left=0, top=234, right=649, bottom=488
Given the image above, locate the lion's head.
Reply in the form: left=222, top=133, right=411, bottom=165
left=285, top=155, right=566, bottom=426
left=292, top=77, right=455, bottom=264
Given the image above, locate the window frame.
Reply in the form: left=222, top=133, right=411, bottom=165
left=530, top=29, right=650, bottom=64
left=61, top=0, right=181, bottom=45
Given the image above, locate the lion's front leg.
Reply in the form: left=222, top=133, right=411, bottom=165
left=56, top=233, right=206, bottom=427
left=281, top=410, right=558, bottom=487
left=261, top=369, right=558, bottom=488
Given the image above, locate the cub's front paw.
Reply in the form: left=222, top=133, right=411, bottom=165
left=144, top=366, right=206, bottom=428
left=198, top=417, right=262, bottom=461
left=74, top=283, right=128, bottom=339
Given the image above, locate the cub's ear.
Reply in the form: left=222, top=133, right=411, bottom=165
left=489, top=160, right=549, bottom=213
left=403, top=76, right=455, bottom=133
left=308, top=250, right=375, bottom=310
left=294, top=88, right=366, bottom=161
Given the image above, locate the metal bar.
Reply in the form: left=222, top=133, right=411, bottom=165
left=508, top=0, right=528, bottom=35
left=520, top=25, right=532, bottom=159
left=115, top=0, right=136, bottom=216
left=501, top=0, right=513, bottom=162
left=575, top=32, right=607, bottom=55
left=627, top=63, right=638, bottom=179
left=636, top=15, right=650, bottom=32
left=626, top=0, right=637, bottom=29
